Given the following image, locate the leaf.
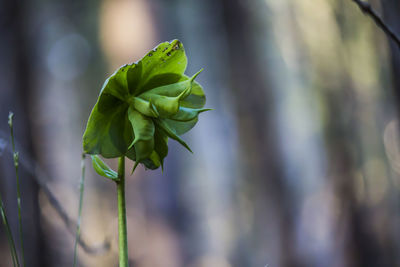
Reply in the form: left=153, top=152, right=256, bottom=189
left=127, top=62, right=142, bottom=95
left=138, top=87, right=190, bottom=117
left=137, top=73, right=181, bottom=95
left=155, top=119, right=192, bottom=153
left=170, top=107, right=211, bottom=122
left=179, top=78, right=206, bottom=109
left=91, top=155, right=118, bottom=180
left=154, top=128, right=169, bottom=169
left=127, top=107, right=155, bottom=161
left=100, top=64, right=132, bottom=101
left=141, top=150, right=161, bottom=170
left=128, top=97, right=159, bottom=118
left=135, top=40, right=188, bottom=94
left=164, top=117, right=199, bottom=136
left=137, top=70, right=202, bottom=117
left=83, top=94, right=133, bottom=158
left=138, top=69, right=202, bottom=99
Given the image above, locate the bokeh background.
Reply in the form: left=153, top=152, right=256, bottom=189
left=1, top=0, right=400, bottom=266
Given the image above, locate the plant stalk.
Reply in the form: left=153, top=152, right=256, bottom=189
left=73, top=153, right=86, bottom=267
left=116, top=156, right=128, bottom=267
left=8, top=112, right=24, bottom=267
left=0, top=194, right=19, bottom=267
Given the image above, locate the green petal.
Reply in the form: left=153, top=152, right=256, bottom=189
left=128, top=97, right=159, bottom=118
left=100, top=64, right=132, bottom=101
left=125, top=146, right=137, bottom=161
left=164, top=117, right=198, bottom=136
left=139, top=85, right=191, bottom=117
left=98, top=40, right=188, bottom=99
left=127, top=107, right=155, bottom=161
left=139, top=69, right=202, bottom=99
left=170, top=107, right=211, bottom=122
left=164, top=107, right=210, bottom=135
left=138, top=73, right=182, bottom=95
left=137, top=70, right=202, bottom=117
left=135, top=40, right=188, bottom=94
left=179, top=79, right=206, bottom=109
left=155, top=119, right=192, bottom=153
left=154, top=128, right=169, bottom=169
left=126, top=128, right=168, bottom=170
left=141, top=150, right=161, bottom=170
left=83, top=94, right=133, bottom=158
left=127, top=62, right=142, bottom=95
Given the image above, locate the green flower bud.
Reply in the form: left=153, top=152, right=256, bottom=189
left=82, top=40, right=209, bottom=171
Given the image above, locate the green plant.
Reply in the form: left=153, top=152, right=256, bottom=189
left=0, top=191, right=19, bottom=266
left=73, top=153, right=86, bottom=267
left=82, top=39, right=209, bottom=266
left=4, top=112, right=25, bottom=267
left=3, top=113, right=93, bottom=267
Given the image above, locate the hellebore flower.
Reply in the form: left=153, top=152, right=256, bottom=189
left=82, top=40, right=209, bottom=171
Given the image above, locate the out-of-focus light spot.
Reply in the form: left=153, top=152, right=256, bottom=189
left=189, top=255, right=231, bottom=267
left=46, top=33, right=91, bottom=81
left=383, top=120, right=400, bottom=175
left=100, top=0, right=156, bottom=69
left=298, top=189, right=335, bottom=255
left=206, top=214, right=234, bottom=254
left=129, top=220, right=181, bottom=267
left=363, top=158, right=388, bottom=205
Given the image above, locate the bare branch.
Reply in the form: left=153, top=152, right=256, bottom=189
left=352, top=0, right=400, bottom=49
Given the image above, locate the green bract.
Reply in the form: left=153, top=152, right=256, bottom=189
left=83, top=40, right=209, bottom=170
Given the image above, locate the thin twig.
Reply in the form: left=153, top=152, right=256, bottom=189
left=352, top=0, right=400, bottom=49
left=8, top=112, right=25, bottom=267
left=73, top=153, right=86, bottom=266
left=0, top=193, right=20, bottom=267
left=0, top=130, right=110, bottom=255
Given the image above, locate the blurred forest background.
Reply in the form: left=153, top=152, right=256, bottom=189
left=1, top=0, right=400, bottom=266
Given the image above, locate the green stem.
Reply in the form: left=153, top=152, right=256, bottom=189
left=14, top=154, right=24, bottom=267
left=0, top=195, right=20, bottom=267
left=116, top=156, right=128, bottom=267
left=73, top=154, right=86, bottom=267
left=8, top=112, right=24, bottom=267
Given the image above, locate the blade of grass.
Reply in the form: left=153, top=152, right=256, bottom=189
left=73, top=153, right=86, bottom=267
left=8, top=112, right=25, bottom=267
left=0, top=129, right=111, bottom=255
left=0, top=192, right=20, bottom=267
left=0, top=129, right=111, bottom=254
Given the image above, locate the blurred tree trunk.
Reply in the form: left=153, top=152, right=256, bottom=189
left=383, top=1, right=400, bottom=116
left=322, top=87, right=391, bottom=266
left=382, top=1, right=400, bottom=264
left=220, top=1, right=299, bottom=266
left=0, top=0, right=47, bottom=266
